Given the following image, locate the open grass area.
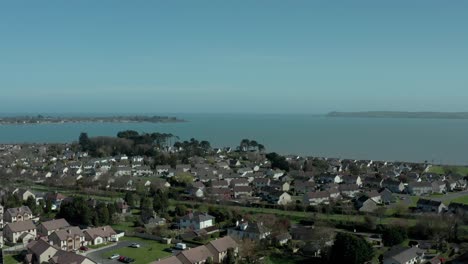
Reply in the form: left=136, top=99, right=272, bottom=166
left=101, top=237, right=171, bottom=264
left=428, top=166, right=468, bottom=176
left=449, top=195, right=468, bottom=205
left=266, top=255, right=312, bottom=264
left=2, top=254, right=23, bottom=264
left=112, top=221, right=135, bottom=232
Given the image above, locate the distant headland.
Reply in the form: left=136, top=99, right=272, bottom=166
left=327, top=111, right=468, bottom=119
left=0, top=115, right=185, bottom=125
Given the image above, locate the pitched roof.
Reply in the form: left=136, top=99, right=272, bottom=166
left=177, top=245, right=214, bottom=264
left=50, top=226, right=84, bottom=241
left=40, top=218, right=70, bottom=232
left=49, top=250, right=93, bottom=264
left=6, top=206, right=32, bottom=215
left=383, top=246, right=424, bottom=264
left=83, top=226, right=116, bottom=239
left=6, top=220, right=36, bottom=232
left=206, top=236, right=237, bottom=254
left=28, top=239, right=58, bottom=256
left=150, top=256, right=183, bottom=264
left=180, top=212, right=214, bottom=222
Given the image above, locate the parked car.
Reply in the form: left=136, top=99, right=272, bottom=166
left=130, top=243, right=140, bottom=248
left=175, top=243, right=187, bottom=250
left=109, top=254, right=120, bottom=260
left=119, top=256, right=135, bottom=263
left=79, top=246, right=89, bottom=251
left=163, top=248, right=174, bottom=253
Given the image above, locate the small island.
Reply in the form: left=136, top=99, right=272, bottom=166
left=0, top=115, right=185, bottom=125
left=327, top=111, right=468, bottom=120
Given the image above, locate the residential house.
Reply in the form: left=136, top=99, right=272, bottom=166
left=355, top=196, right=379, bottom=213
left=230, top=178, right=249, bottom=188
left=179, top=212, right=215, bottom=230
left=4, top=206, right=33, bottom=223
left=133, top=166, right=154, bottom=176
left=380, top=188, right=396, bottom=204
left=417, top=199, right=447, bottom=214
left=303, top=191, right=330, bottom=206
left=270, top=180, right=290, bottom=192
left=27, top=239, right=59, bottom=264
left=381, top=179, right=405, bottom=193
left=293, top=180, right=316, bottom=194
left=211, top=180, right=229, bottom=189
left=45, top=192, right=67, bottom=210
left=266, top=191, right=292, bottom=205
left=431, top=181, right=446, bottom=194
left=227, top=221, right=270, bottom=241
left=205, top=236, right=238, bottom=263
left=253, top=178, right=270, bottom=189
left=3, top=220, right=37, bottom=243
left=49, top=226, right=86, bottom=251
left=445, top=179, right=457, bottom=192
left=407, top=182, right=433, bottom=196
left=365, top=190, right=382, bottom=204
left=233, top=186, right=253, bottom=198
left=383, top=246, right=425, bottom=264
left=83, top=226, right=118, bottom=245
left=37, top=218, right=70, bottom=236
left=339, top=184, right=360, bottom=198
left=208, top=188, right=232, bottom=200
left=13, top=189, right=36, bottom=201
left=341, top=175, right=363, bottom=187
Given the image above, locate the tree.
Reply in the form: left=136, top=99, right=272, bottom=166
left=96, top=203, right=110, bottom=225
left=124, top=192, right=135, bottom=207
left=25, top=196, right=40, bottom=215
left=153, top=189, right=169, bottom=214
left=79, top=132, right=91, bottom=151
left=330, top=233, right=374, bottom=264
left=382, top=226, right=408, bottom=246
left=265, top=152, right=290, bottom=171
left=57, top=196, right=92, bottom=226
left=225, top=248, right=236, bottom=264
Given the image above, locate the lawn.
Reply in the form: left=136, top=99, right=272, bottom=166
left=428, top=166, right=468, bottom=176
left=449, top=195, right=468, bottom=205
left=2, top=254, right=23, bottom=264
left=265, top=254, right=313, bottom=264
left=112, top=221, right=136, bottom=232
left=101, top=237, right=171, bottom=264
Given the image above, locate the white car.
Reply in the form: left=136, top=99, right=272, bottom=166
left=130, top=243, right=141, bottom=248
left=109, top=254, right=120, bottom=260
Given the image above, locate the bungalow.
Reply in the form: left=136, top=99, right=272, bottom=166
left=417, top=199, right=447, bottom=214
left=4, top=206, right=33, bottom=223
left=339, top=184, right=360, bottom=198
left=49, top=226, right=86, bottom=251
left=83, top=226, right=117, bottom=245
left=227, top=221, right=270, bottom=241
left=381, top=179, right=405, bottom=193
left=13, top=189, right=36, bottom=201
left=37, top=218, right=70, bottom=236
left=233, top=186, right=253, bottom=198
left=179, top=212, right=215, bottom=230
left=407, top=182, right=433, bottom=196
left=431, top=181, right=447, bottom=194
left=303, top=191, right=330, bottom=206
left=383, top=246, right=425, bottom=264
left=3, top=220, right=37, bottom=243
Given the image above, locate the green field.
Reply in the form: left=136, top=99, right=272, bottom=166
left=449, top=195, right=468, bottom=205
left=101, top=237, right=171, bottom=264
left=428, top=166, right=468, bottom=176
left=2, top=254, right=22, bottom=264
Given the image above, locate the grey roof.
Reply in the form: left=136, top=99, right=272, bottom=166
left=383, top=246, right=424, bottom=263
left=40, top=218, right=70, bottom=232
left=180, top=212, right=215, bottom=222
left=6, top=220, right=36, bottom=232
left=6, top=206, right=32, bottom=215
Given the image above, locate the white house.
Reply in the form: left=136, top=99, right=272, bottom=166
left=179, top=212, right=214, bottom=230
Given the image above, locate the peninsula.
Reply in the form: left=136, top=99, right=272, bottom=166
left=0, top=115, right=185, bottom=125
left=327, top=111, right=468, bottom=119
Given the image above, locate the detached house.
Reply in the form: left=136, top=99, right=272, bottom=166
left=83, top=226, right=117, bottom=245
left=13, top=189, right=36, bottom=201
left=383, top=246, right=425, bottom=264
left=228, top=221, right=270, bottom=241
left=3, top=220, right=37, bottom=243
left=417, top=199, right=447, bottom=214
left=179, top=212, right=215, bottom=230
left=303, top=191, right=330, bottom=206
left=381, top=179, right=405, bottom=193
left=205, top=236, right=238, bottom=263
left=4, top=206, right=33, bottom=223
left=431, top=181, right=447, bottom=194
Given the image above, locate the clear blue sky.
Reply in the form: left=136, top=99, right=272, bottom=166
left=1, top=1, right=467, bottom=114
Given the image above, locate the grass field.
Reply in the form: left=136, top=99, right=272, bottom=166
left=449, top=195, right=468, bottom=204
left=101, top=237, right=171, bottom=264
left=2, top=254, right=22, bottom=264
left=428, top=166, right=468, bottom=176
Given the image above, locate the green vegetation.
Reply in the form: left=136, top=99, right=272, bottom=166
left=450, top=195, right=468, bottom=205
left=101, top=237, right=171, bottom=264
left=428, top=165, right=468, bottom=176
left=2, top=254, right=22, bottom=264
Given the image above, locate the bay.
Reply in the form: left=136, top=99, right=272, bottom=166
left=0, top=113, right=467, bottom=165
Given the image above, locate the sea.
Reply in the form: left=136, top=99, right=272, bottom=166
left=0, top=113, right=467, bottom=165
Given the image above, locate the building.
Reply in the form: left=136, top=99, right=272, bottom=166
left=4, top=206, right=33, bottom=223
left=37, top=218, right=71, bottom=236
left=26, top=239, right=95, bottom=264
left=303, top=191, right=330, bottom=206
left=407, top=182, right=433, bottom=196
left=49, top=226, right=86, bottom=251
left=227, top=221, right=270, bottom=241
left=179, top=212, right=215, bottom=230
left=416, top=199, right=447, bottom=214
left=13, top=188, right=36, bottom=201
left=383, top=246, right=425, bottom=264
left=3, top=220, right=37, bottom=243
left=205, top=236, right=238, bottom=263
left=83, top=226, right=117, bottom=245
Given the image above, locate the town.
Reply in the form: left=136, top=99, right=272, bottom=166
left=0, top=131, right=467, bottom=264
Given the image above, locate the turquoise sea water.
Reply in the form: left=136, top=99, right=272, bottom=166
left=0, top=114, right=467, bottom=165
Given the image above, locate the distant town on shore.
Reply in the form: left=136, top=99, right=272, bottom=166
left=327, top=111, right=468, bottom=119
left=0, top=115, right=185, bottom=125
